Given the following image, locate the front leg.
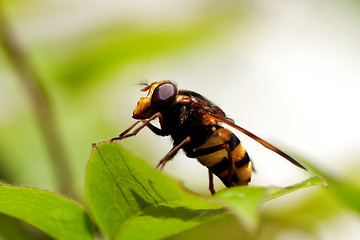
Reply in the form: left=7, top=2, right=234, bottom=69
left=112, top=112, right=166, bottom=141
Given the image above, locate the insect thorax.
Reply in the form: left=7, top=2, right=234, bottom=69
left=161, top=103, right=217, bottom=156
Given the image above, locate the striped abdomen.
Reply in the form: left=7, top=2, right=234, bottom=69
left=194, top=127, right=252, bottom=187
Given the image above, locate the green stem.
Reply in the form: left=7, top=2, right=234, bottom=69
left=0, top=4, right=73, bottom=195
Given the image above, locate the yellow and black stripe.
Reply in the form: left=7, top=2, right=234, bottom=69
left=194, top=127, right=252, bottom=187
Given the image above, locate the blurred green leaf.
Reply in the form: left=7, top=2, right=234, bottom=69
left=0, top=115, right=57, bottom=191
left=299, top=156, right=360, bottom=214
left=0, top=185, right=95, bottom=240
left=260, top=189, right=342, bottom=240
left=37, top=11, right=243, bottom=90
left=321, top=178, right=360, bottom=213
left=86, top=141, right=325, bottom=240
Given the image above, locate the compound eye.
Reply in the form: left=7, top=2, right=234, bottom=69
left=151, top=83, right=177, bottom=112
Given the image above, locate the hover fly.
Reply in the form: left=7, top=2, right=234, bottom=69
left=112, top=81, right=307, bottom=194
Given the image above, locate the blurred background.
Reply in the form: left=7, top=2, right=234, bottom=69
left=0, top=0, right=359, bottom=239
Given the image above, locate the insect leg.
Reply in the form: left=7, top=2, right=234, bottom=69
left=117, top=120, right=143, bottom=138
left=112, top=112, right=163, bottom=141
left=208, top=169, right=215, bottom=195
left=146, top=122, right=167, bottom=136
left=156, top=136, right=191, bottom=170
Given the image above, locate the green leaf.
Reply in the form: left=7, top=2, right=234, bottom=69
left=212, top=187, right=266, bottom=231
left=0, top=185, right=95, bottom=240
left=0, top=213, right=51, bottom=240
left=86, top=141, right=223, bottom=240
left=116, top=202, right=225, bottom=240
left=86, top=141, right=325, bottom=240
